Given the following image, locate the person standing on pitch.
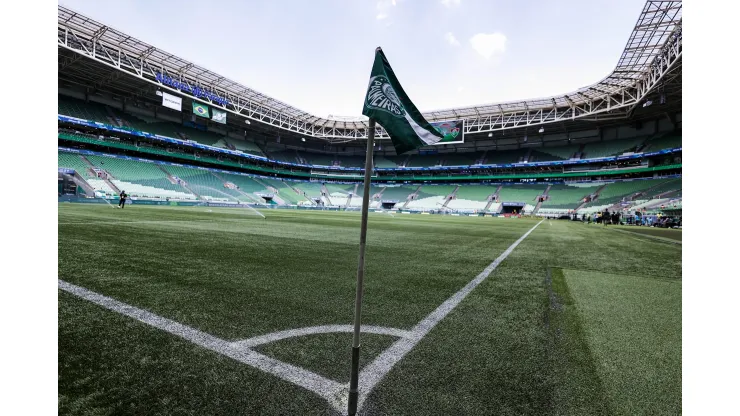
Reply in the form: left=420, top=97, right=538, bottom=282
left=118, top=190, right=128, bottom=209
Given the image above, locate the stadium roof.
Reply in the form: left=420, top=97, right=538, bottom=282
left=58, top=1, right=681, bottom=143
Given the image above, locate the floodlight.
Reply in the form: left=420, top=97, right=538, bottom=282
left=538, top=127, right=544, bottom=133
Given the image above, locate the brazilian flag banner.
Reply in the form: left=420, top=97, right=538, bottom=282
left=192, top=101, right=210, bottom=118
left=362, top=47, right=444, bottom=154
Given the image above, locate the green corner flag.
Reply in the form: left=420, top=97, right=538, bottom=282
left=362, top=47, right=444, bottom=154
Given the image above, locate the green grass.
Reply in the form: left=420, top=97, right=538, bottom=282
left=59, top=205, right=681, bottom=415
left=612, top=225, right=682, bottom=241
left=547, top=268, right=681, bottom=415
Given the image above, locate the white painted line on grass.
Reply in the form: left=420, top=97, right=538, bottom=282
left=59, top=219, right=543, bottom=415
left=58, top=219, right=221, bottom=226
left=351, top=219, right=543, bottom=410
left=232, top=325, right=412, bottom=349
left=58, top=280, right=343, bottom=401
left=609, top=227, right=681, bottom=245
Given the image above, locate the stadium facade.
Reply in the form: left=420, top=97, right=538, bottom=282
left=58, top=1, right=682, bottom=218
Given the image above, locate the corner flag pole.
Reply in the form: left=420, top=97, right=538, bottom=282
left=348, top=118, right=376, bottom=416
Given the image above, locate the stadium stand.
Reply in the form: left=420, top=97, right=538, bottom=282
left=385, top=156, right=411, bottom=167
left=497, top=185, right=546, bottom=203
left=58, top=152, right=95, bottom=178
left=293, top=182, right=324, bottom=198
left=540, top=184, right=600, bottom=209
left=336, top=156, right=366, bottom=168
left=406, top=154, right=443, bottom=167
left=58, top=95, right=267, bottom=156
left=643, top=134, right=682, bottom=152
left=217, top=173, right=272, bottom=202
left=223, top=138, right=265, bottom=156
left=454, top=185, right=498, bottom=202
left=85, top=178, right=117, bottom=195
left=258, top=178, right=309, bottom=205
left=582, top=180, right=655, bottom=208
left=58, top=95, right=113, bottom=124
left=302, top=152, right=336, bottom=167
left=417, top=185, right=457, bottom=198
left=442, top=153, right=478, bottom=166
left=581, top=138, right=645, bottom=158
left=446, top=185, right=492, bottom=211
left=268, top=150, right=301, bottom=164
left=644, top=178, right=682, bottom=196
left=162, top=165, right=239, bottom=202
left=486, top=149, right=528, bottom=164
left=325, top=183, right=354, bottom=195
left=530, top=144, right=580, bottom=161
left=373, top=156, right=397, bottom=168
left=405, top=196, right=446, bottom=210
left=377, top=186, right=416, bottom=202
left=84, top=155, right=197, bottom=200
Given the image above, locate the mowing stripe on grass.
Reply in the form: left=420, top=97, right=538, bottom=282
left=59, top=219, right=543, bottom=415
left=353, top=219, right=544, bottom=410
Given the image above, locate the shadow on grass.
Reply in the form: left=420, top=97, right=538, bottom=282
left=545, top=267, right=610, bottom=415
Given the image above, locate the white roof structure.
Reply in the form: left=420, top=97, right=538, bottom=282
left=58, top=1, right=681, bottom=143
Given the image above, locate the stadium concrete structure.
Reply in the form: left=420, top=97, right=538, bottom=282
left=57, top=2, right=682, bottom=219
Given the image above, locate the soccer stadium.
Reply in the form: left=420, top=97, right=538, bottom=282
left=58, top=1, right=682, bottom=415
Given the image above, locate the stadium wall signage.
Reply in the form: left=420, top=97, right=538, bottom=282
left=430, top=120, right=464, bottom=145
left=57, top=114, right=681, bottom=173
left=161, top=92, right=182, bottom=111
left=156, top=72, right=229, bottom=106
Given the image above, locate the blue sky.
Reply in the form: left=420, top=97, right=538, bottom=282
left=60, top=0, right=645, bottom=117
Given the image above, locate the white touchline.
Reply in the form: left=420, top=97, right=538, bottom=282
left=58, top=219, right=220, bottom=225
left=351, top=219, right=543, bottom=410
left=59, top=219, right=543, bottom=415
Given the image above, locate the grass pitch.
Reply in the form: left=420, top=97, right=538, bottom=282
left=58, top=204, right=681, bottom=415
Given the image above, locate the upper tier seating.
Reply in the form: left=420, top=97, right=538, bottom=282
left=58, top=95, right=112, bottom=124
left=582, top=138, right=645, bottom=158
left=531, top=144, right=581, bottom=161
left=406, top=154, right=443, bottom=167
left=59, top=95, right=264, bottom=156
left=643, top=134, right=682, bottom=152
left=486, top=149, right=528, bottom=164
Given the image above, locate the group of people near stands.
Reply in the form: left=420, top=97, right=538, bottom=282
left=570, top=208, right=681, bottom=228
left=575, top=209, right=621, bottom=225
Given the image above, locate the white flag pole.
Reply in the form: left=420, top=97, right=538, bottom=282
left=348, top=118, right=376, bottom=416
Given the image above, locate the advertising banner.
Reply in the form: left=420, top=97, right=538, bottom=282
left=161, top=92, right=182, bottom=111
left=430, top=119, right=464, bottom=145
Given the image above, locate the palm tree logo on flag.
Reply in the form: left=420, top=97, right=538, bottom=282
left=365, top=75, right=406, bottom=117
